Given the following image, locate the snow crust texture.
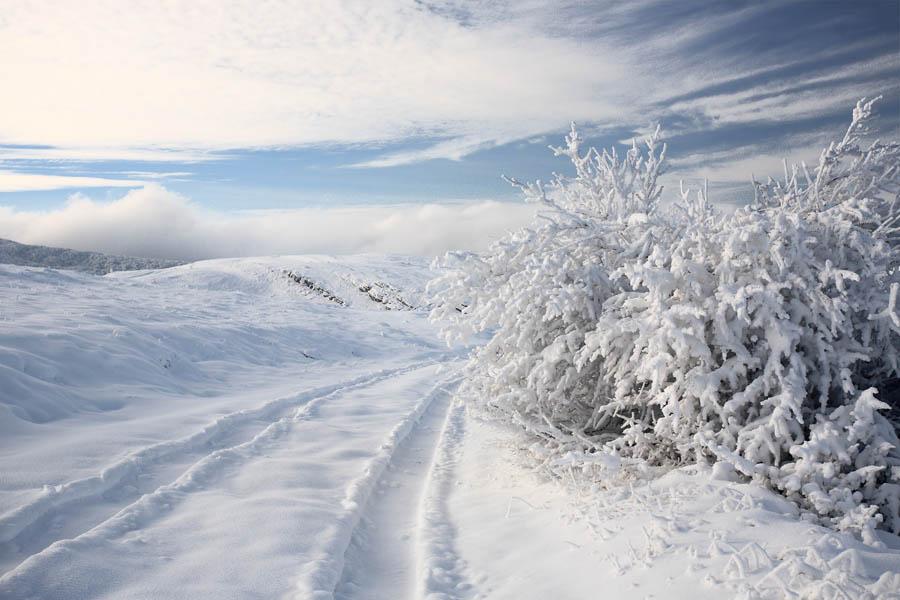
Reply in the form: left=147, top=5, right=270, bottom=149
left=453, top=414, right=900, bottom=600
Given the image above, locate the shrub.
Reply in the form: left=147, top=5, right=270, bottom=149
left=430, top=98, right=900, bottom=540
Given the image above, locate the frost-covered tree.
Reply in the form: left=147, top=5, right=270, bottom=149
left=430, top=99, right=900, bottom=538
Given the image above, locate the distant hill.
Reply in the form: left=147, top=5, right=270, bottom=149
left=0, top=238, right=184, bottom=275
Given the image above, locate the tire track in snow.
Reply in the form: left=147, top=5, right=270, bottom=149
left=332, top=372, right=460, bottom=600
left=0, top=360, right=446, bottom=593
left=292, top=369, right=463, bottom=600
left=415, top=398, right=470, bottom=600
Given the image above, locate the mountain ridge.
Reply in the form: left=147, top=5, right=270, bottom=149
left=0, top=238, right=184, bottom=275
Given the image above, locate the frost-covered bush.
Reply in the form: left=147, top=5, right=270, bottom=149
left=430, top=98, right=900, bottom=538
left=430, top=124, right=669, bottom=447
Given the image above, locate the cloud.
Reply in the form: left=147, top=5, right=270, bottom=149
left=118, top=171, right=194, bottom=180
left=663, top=67, right=896, bottom=133
left=0, top=186, right=537, bottom=260
left=668, top=129, right=829, bottom=181
left=672, top=152, right=817, bottom=185
left=345, top=135, right=500, bottom=168
left=0, top=1, right=629, bottom=153
left=0, top=0, right=893, bottom=173
left=0, top=171, right=148, bottom=192
left=0, top=147, right=224, bottom=163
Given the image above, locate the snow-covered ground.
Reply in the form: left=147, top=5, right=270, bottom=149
left=1, top=255, right=898, bottom=599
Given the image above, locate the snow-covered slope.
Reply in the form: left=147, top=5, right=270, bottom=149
left=0, top=256, right=897, bottom=599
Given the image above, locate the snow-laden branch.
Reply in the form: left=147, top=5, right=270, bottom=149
left=430, top=99, right=900, bottom=539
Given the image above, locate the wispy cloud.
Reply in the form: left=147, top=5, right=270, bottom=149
left=668, top=127, right=832, bottom=180
left=0, top=147, right=224, bottom=163
left=118, top=171, right=194, bottom=180
left=0, top=1, right=630, bottom=154
left=345, top=136, right=496, bottom=169
left=0, top=171, right=147, bottom=192
left=0, top=185, right=536, bottom=259
left=663, top=60, right=897, bottom=132
left=0, top=0, right=894, bottom=202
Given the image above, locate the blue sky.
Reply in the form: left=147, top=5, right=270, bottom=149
left=0, top=0, right=897, bottom=258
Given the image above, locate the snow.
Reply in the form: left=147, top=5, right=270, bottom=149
left=1, top=254, right=898, bottom=599
left=452, top=415, right=900, bottom=599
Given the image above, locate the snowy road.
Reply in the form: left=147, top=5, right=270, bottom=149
left=2, top=257, right=899, bottom=599
left=333, top=377, right=466, bottom=600
left=0, top=363, right=433, bottom=569
left=1, top=363, right=465, bottom=599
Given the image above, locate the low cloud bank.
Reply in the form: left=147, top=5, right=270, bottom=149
left=0, top=186, right=537, bottom=260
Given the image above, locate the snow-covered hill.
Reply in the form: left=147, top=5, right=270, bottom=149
left=0, top=238, right=184, bottom=275
left=0, top=256, right=898, bottom=599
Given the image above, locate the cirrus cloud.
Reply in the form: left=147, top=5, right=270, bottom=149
left=0, top=1, right=628, bottom=152
left=0, top=171, right=149, bottom=192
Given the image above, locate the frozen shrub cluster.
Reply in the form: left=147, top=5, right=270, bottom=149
left=429, top=99, right=900, bottom=539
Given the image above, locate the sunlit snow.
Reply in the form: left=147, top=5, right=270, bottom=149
left=0, top=252, right=897, bottom=599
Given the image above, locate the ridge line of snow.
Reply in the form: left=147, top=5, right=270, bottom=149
left=0, top=361, right=446, bottom=595
left=292, top=366, right=463, bottom=600
left=415, top=398, right=471, bottom=599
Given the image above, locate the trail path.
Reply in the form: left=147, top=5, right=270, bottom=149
left=0, top=362, right=436, bottom=575
left=333, top=378, right=468, bottom=600
left=0, top=361, right=464, bottom=599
